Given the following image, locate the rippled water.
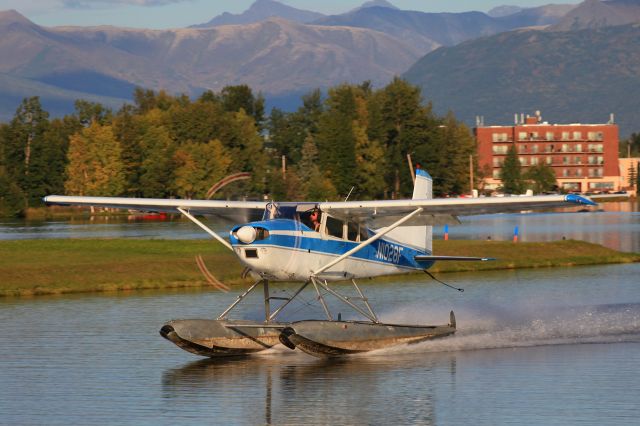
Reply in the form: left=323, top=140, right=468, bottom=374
left=2, top=263, right=640, bottom=425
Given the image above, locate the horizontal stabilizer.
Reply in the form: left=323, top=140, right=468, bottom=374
left=415, top=255, right=495, bottom=262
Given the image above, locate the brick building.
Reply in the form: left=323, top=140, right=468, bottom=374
left=474, top=111, right=620, bottom=193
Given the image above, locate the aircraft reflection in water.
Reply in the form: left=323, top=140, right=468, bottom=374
left=161, top=354, right=456, bottom=424
left=44, top=169, right=596, bottom=358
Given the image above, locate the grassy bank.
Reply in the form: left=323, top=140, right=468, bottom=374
left=1, top=239, right=638, bottom=297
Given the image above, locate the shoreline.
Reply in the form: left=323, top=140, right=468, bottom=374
left=1, top=239, right=638, bottom=298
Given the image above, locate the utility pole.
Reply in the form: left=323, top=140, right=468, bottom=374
left=281, top=155, right=286, bottom=180
left=407, top=153, right=415, bottom=184
left=469, top=154, right=474, bottom=195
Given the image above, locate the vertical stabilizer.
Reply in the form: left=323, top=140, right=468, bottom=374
left=384, top=168, right=433, bottom=253
left=412, top=168, right=433, bottom=200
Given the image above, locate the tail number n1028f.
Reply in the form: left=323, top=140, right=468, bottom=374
left=375, top=241, right=404, bottom=264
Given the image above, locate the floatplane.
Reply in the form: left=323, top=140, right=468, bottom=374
left=44, top=170, right=596, bottom=358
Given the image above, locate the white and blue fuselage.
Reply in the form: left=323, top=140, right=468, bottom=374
left=229, top=217, right=434, bottom=282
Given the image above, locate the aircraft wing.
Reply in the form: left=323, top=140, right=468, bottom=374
left=318, top=194, right=596, bottom=223
left=43, top=195, right=268, bottom=223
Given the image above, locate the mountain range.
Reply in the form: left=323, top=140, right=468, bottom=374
left=2, top=0, right=640, bottom=137
left=404, top=23, right=640, bottom=137
left=313, top=4, right=575, bottom=55
left=0, top=8, right=420, bottom=120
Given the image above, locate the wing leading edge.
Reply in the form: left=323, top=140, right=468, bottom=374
left=44, top=193, right=596, bottom=222
left=318, top=193, right=596, bottom=222
left=43, top=195, right=268, bottom=222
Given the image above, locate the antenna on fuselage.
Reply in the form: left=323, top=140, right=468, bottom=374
left=344, top=187, right=355, bottom=202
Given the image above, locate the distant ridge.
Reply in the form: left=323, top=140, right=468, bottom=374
left=487, top=5, right=524, bottom=18
left=550, top=0, right=640, bottom=31
left=404, top=23, right=640, bottom=137
left=191, top=0, right=324, bottom=28
left=313, top=4, right=574, bottom=55
left=0, top=11, right=419, bottom=119
left=350, top=0, right=399, bottom=12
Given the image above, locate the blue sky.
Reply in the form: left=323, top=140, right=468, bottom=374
left=0, top=0, right=579, bottom=28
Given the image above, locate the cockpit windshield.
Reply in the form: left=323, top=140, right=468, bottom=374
left=262, top=203, right=319, bottom=225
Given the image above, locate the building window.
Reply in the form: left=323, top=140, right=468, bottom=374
left=576, top=168, right=582, bottom=177
left=493, top=158, right=501, bottom=167
left=575, top=144, right=582, bottom=152
left=562, top=132, right=570, bottom=141
left=492, top=170, right=501, bottom=179
left=492, top=133, right=509, bottom=142
left=492, top=145, right=508, bottom=155
left=589, top=182, right=613, bottom=190
left=519, top=145, right=527, bottom=154
left=563, top=182, right=580, bottom=191
left=546, top=156, right=553, bottom=165
left=546, top=131, right=554, bottom=140
left=563, top=169, right=570, bottom=177
left=562, top=156, right=569, bottom=165
left=588, top=143, right=603, bottom=153
left=575, top=156, right=582, bottom=165
left=561, top=144, right=569, bottom=152
left=532, top=144, right=538, bottom=153
left=573, top=131, right=582, bottom=140
left=519, top=157, right=527, bottom=166
left=518, top=132, right=527, bottom=140
left=588, top=131, right=604, bottom=141
left=597, top=156, right=604, bottom=165
left=531, top=157, right=539, bottom=165
left=530, top=132, right=539, bottom=140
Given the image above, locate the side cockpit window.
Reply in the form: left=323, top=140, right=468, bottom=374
left=325, top=215, right=343, bottom=238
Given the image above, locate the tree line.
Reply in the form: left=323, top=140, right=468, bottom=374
left=0, top=79, right=478, bottom=217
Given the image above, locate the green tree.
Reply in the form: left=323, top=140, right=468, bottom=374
left=172, top=140, right=232, bottom=199
left=64, top=123, right=124, bottom=196
left=525, top=163, right=557, bottom=193
left=295, top=135, right=338, bottom=200
left=316, top=84, right=359, bottom=196
left=74, top=100, right=112, bottom=126
left=500, top=145, right=524, bottom=194
left=353, top=96, right=386, bottom=199
left=168, top=100, right=225, bottom=145
left=0, top=123, right=24, bottom=215
left=41, top=116, right=83, bottom=196
left=3, top=97, right=51, bottom=207
left=426, top=113, right=477, bottom=195
left=267, top=108, right=307, bottom=164
left=138, top=126, right=176, bottom=198
left=220, top=85, right=265, bottom=130
left=219, top=109, right=267, bottom=196
left=374, top=78, right=436, bottom=198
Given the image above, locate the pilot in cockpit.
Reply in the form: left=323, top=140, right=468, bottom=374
left=309, top=209, right=321, bottom=231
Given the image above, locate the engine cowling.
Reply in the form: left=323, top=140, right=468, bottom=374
left=235, top=225, right=257, bottom=244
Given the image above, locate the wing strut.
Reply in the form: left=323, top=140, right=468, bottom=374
left=312, top=207, right=423, bottom=277
left=177, top=207, right=233, bottom=251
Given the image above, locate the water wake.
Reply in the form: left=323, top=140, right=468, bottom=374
left=372, top=302, right=640, bottom=355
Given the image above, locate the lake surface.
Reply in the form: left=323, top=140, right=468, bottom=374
left=1, top=201, right=639, bottom=252
left=2, top=264, right=639, bottom=425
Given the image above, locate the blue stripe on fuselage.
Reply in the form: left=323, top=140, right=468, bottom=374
left=230, top=219, right=433, bottom=269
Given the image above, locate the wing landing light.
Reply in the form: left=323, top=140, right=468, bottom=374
left=415, top=255, right=495, bottom=262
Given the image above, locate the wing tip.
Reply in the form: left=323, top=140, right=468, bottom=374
left=564, top=193, right=597, bottom=206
